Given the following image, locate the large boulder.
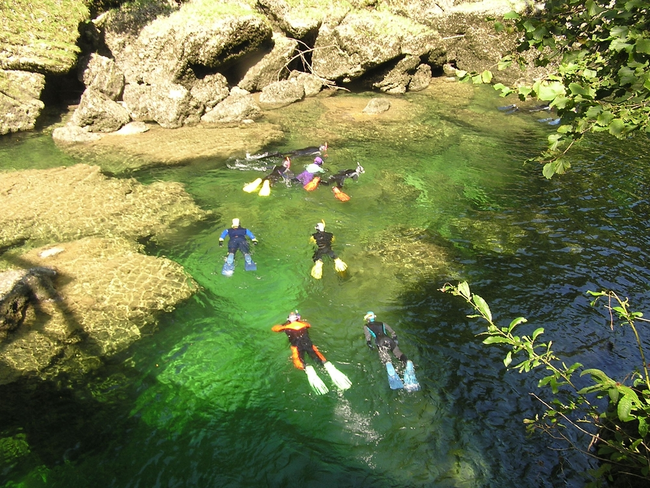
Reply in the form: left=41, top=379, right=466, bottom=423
left=238, top=33, right=298, bottom=92
left=71, top=88, right=132, bottom=133
left=201, top=87, right=262, bottom=123
left=0, top=70, right=46, bottom=135
left=0, top=0, right=89, bottom=74
left=258, top=78, right=305, bottom=109
left=78, top=53, right=125, bottom=100
left=191, top=73, right=230, bottom=110
left=368, top=55, right=422, bottom=94
left=122, top=81, right=204, bottom=128
left=288, top=70, right=325, bottom=97
left=311, top=11, right=439, bottom=83
left=103, top=0, right=273, bottom=86
left=256, top=0, right=350, bottom=39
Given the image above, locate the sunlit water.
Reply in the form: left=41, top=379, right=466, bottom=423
left=2, top=83, right=650, bottom=487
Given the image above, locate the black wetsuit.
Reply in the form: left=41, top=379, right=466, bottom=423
left=311, top=230, right=338, bottom=262
left=321, top=169, right=359, bottom=189
left=263, top=165, right=292, bottom=184
left=364, top=320, right=408, bottom=365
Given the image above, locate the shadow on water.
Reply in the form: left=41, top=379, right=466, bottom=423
left=2, top=84, right=650, bottom=487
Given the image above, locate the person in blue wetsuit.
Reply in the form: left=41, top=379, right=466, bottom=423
left=363, top=312, right=408, bottom=366
left=219, top=218, right=257, bottom=265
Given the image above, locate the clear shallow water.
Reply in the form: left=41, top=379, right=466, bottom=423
left=1, top=84, right=650, bottom=487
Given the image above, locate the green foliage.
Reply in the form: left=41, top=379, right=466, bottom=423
left=440, top=282, right=650, bottom=487
left=459, top=0, right=650, bottom=178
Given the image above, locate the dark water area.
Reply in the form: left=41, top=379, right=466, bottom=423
left=1, top=83, right=650, bottom=487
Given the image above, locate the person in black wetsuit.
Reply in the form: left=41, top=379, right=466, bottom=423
left=309, top=222, right=347, bottom=279
left=263, top=157, right=293, bottom=186
left=363, top=311, right=408, bottom=366
left=219, top=218, right=257, bottom=266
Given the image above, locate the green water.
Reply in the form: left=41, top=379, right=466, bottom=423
left=2, top=84, right=650, bottom=487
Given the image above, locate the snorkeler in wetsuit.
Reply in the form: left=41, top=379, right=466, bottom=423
left=310, top=222, right=347, bottom=279
left=219, top=218, right=257, bottom=265
left=363, top=312, right=408, bottom=366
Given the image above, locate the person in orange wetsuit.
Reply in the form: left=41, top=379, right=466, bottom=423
left=271, top=310, right=326, bottom=369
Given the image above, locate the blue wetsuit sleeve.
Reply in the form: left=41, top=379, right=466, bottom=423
left=219, top=229, right=229, bottom=239
left=245, top=229, right=256, bottom=240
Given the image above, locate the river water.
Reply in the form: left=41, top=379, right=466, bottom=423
left=1, top=81, right=650, bottom=487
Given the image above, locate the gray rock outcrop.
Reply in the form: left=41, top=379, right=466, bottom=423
left=201, top=87, right=262, bottom=123
left=258, top=78, right=305, bottom=109
left=0, top=70, right=46, bottom=135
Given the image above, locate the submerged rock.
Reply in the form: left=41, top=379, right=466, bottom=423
left=0, top=238, right=198, bottom=385
left=0, top=164, right=210, bottom=249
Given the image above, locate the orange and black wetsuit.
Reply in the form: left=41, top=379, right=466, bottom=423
left=271, top=320, right=327, bottom=370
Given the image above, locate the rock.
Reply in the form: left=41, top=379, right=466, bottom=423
left=52, top=124, right=104, bottom=143
left=190, top=73, right=230, bottom=110
left=113, top=121, right=149, bottom=135
left=0, top=70, right=46, bottom=135
left=409, top=63, right=432, bottom=91
left=201, top=87, right=262, bottom=123
left=362, top=98, right=391, bottom=114
left=370, top=55, right=421, bottom=94
left=288, top=70, right=325, bottom=97
left=71, top=88, right=132, bottom=133
left=0, top=0, right=89, bottom=74
left=0, top=238, right=198, bottom=384
left=78, top=53, right=125, bottom=100
left=258, top=78, right=305, bottom=109
left=0, top=164, right=210, bottom=249
left=256, top=0, right=349, bottom=39
left=104, top=1, right=273, bottom=85
left=122, top=81, right=203, bottom=128
left=238, top=33, right=298, bottom=92
left=0, top=267, right=57, bottom=341
left=312, top=11, right=438, bottom=82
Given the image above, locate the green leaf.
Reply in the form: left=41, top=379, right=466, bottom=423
left=608, top=119, right=626, bottom=136
left=508, top=317, right=527, bottom=332
left=481, top=70, right=493, bottom=83
left=568, top=83, right=595, bottom=99
left=483, top=336, right=511, bottom=345
left=610, top=38, right=633, bottom=52
left=503, top=10, right=520, bottom=20
left=503, top=351, right=513, bottom=367
left=536, top=81, right=566, bottom=101
left=531, top=327, right=544, bottom=341
left=618, top=394, right=635, bottom=421
left=473, top=294, right=493, bottom=321
left=458, top=281, right=471, bottom=299
left=635, top=37, right=650, bottom=54
left=581, top=368, right=616, bottom=387
left=542, top=159, right=571, bottom=179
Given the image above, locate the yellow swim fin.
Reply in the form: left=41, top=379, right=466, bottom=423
left=311, top=260, right=323, bottom=279
left=243, top=178, right=263, bottom=193
left=334, top=258, right=347, bottom=272
left=258, top=179, right=271, bottom=196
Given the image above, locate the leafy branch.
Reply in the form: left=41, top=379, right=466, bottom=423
left=439, top=282, right=650, bottom=486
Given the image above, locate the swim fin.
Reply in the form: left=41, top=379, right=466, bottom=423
left=305, top=365, right=329, bottom=395
left=243, top=178, right=263, bottom=193
left=403, top=360, right=420, bottom=392
left=333, top=187, right=350, bottom=202
left=222, top=253, right=235, bottom=277
left=258, top=179, right=271, bottom=196
left=334, top=258, right=347, bottom=273
left=244, top=254, right=257, bottom=271
left=304, top=176, right=320, bottom=191
left=386, top=362, right=404, bottom=390
left=311, top=260, right=323, bottom=279
left=324, top=361, right=352, bottom=390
